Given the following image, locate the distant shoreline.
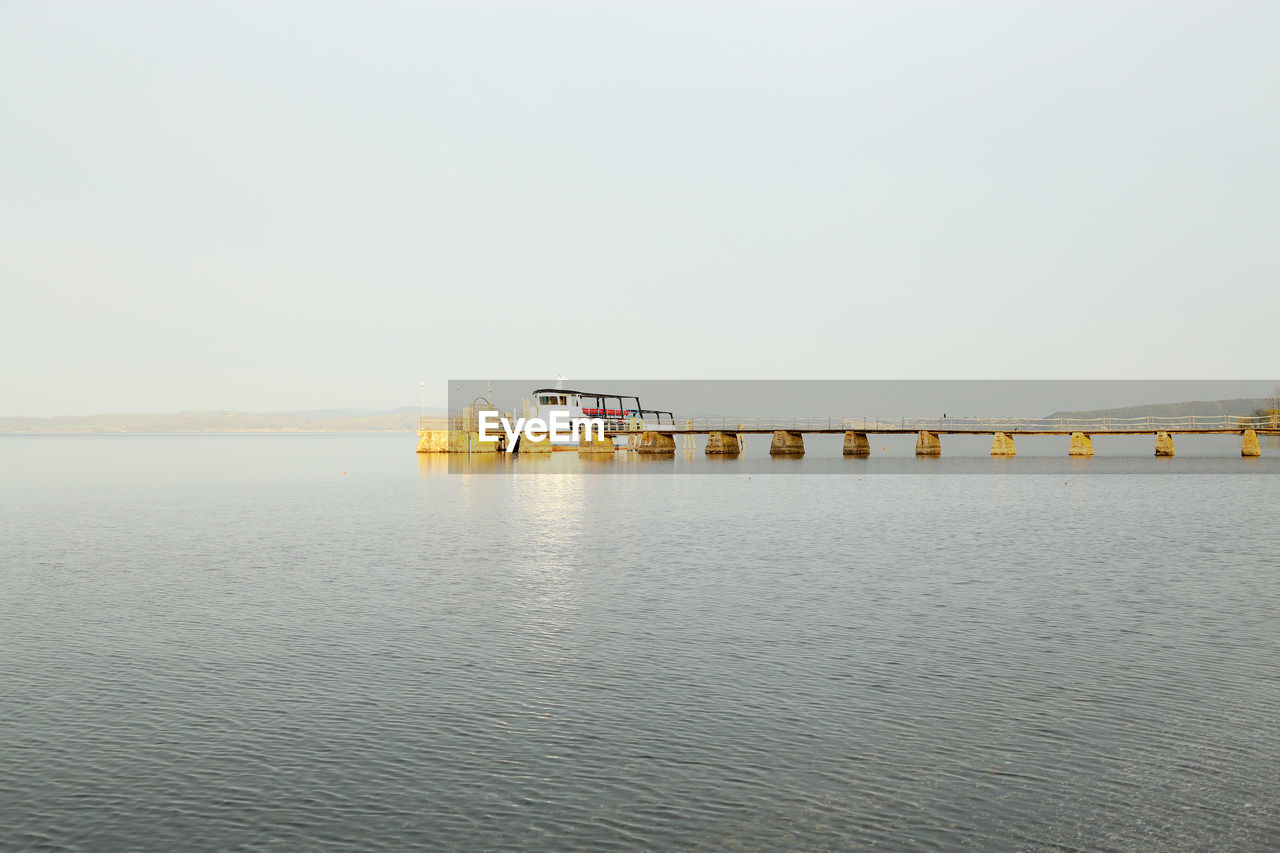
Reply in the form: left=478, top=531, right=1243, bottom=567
left=0, top=407, right=442, bottom=435
left=3, top=397, right=1274, bottom=435
left=0, top=430, right=415, bottom=436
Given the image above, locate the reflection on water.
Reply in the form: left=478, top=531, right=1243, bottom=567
left=3, top=435, right=1280, bottom=851
left=430, top=436, right=1280, bottom=475
left=510, top=475, right=586, bottom=648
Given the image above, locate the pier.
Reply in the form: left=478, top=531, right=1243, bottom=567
left=418, top=413, right=1278, bottom=457
left=614, top=416, right=1275, bottom=458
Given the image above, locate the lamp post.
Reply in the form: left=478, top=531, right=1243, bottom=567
left=419, top=382, right=425, bottom=423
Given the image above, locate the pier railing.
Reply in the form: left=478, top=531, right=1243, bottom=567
left=620, top=414, right=1279, bottom=433
left=420, top=413, right=1278, bottom=433
left=419, top=416, right=462, bottom=431
left=418, top=413, right=515, bottom=432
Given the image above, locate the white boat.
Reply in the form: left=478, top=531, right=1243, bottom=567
left=527, top=385, right=675, bottom=449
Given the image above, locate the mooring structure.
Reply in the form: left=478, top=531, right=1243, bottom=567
left=418, top=413, right=1277, bottom=458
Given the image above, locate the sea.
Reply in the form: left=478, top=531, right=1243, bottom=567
left=2, top=434, right=1278, bottom=850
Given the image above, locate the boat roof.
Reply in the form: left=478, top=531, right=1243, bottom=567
left=531, top=388, right=638, bottom=399
left=530, top=388, right=673, bottom=420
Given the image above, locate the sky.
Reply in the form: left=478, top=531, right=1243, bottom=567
left=2, top=1, right=1277, bottom=416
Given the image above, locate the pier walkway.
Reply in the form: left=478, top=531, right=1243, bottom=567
left=418, top=413, right=1277, bottom=457
left=604, top=414, right=1280, bottom=436
left=611, top=415, right=1277, bottom=457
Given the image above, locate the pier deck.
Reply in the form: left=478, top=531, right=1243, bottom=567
left=600, top=416, right=1277, bottom=457
left=599, top=415, right=1279, bottom=437
left=417, top=413, right=1278, bottom=456
left=605, top=427, right=1278, bottom=436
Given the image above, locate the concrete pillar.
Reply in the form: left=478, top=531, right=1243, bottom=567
left=1242, top=429, right=1261, bottom=457
left=990, top=432, right=1016, bottom=457
left=636, top=431, right=676, bottom=454
left=705, top=431, right=740, bottom=454
left=416, top=430, right=450, bottom=453
left=458, top=431, right=499, bottom=453
left=915, top=430, right=941, bottom=456
left=769, top=430, right=805, bottom=455
left=417, top=430, right=501, bottom=453
left=1068, top=432, right=1094, bottom=457
left=843, top=432, right=870, bottom=456
left=518, top=433, right=554, bottom=453
left=1155, top=431, right=1175, bottom=457
left=577, top=431, right=615, bottom=453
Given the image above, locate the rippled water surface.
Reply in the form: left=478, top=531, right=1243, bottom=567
left=3, top=436, right=1279, bottom=850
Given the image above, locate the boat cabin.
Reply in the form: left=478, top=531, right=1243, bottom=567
left=530, top=387, right=674, bottom=442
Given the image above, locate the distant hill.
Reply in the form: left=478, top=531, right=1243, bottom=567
left=7, top=397, right=1276, bottom=434
left=1045, top=398, right=1276, bottom=419
left=0, top=406, right=446, bottom=434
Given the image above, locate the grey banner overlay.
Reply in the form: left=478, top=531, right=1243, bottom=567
left=426, top=380, right=1279, bottom=474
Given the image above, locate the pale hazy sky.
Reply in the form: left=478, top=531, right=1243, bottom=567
left=2, top=1, right=1277, bottom=415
